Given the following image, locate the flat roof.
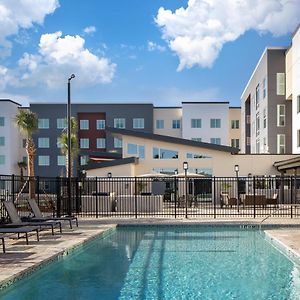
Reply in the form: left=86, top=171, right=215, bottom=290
left=229, top=106, right=241, bottom=109
left=0, top=99, right=21, bottom=106
left=182, top=101, right=229, bottom=104
left=30, top=102, right=153, bottom=105
left=154, top=107, right=182, bottom=109
left=107, top=127, right=239, bottom=154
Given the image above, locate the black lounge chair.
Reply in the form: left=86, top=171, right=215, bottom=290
left=27, top=199, right=78, bottom=229
left=2, top=201, right=62, bottom=235
left=0, top=226, right=40, bottom=248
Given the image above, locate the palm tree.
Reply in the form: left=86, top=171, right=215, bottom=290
left=17, top=161, right=27, bottom=182
left=58, top=117, right=78, bottom=177
left=15, top=110, right=38, bottom=199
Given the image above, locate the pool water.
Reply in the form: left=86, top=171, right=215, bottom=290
left=0, top=226, right=299, bottom=300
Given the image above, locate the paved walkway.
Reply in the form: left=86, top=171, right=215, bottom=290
left=1, top=217, right=300, bottom=291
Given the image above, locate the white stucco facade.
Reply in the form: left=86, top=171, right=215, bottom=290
left=0, top=100, right=24, bottom=175
left=182, top=102, right=229, bottom=145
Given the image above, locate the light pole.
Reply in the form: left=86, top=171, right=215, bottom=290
left=183, top=162, right=188, bottom=218
left=67, top=74, right=75, bottom=216
left=235, top=164, right=239, bottom=213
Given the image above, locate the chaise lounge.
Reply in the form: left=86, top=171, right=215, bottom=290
left=27, top=199, right=78, bottom=229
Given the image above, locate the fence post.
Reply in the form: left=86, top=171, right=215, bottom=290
left=291, top=175, right=294, bottom=219
left=253, top=176, right=256, bottom=218
left=37, top=176, right=40, bottom=206
left=11, top=174, right=15, bottom=202
left=56, top=177, right=61, bottom=217
left=75, top=177, right=79, bottom=214
left=213, top=177, right=216, bottom=219
left=134, top=176, right=138, bottom=219
left=95, top=177, right=99, bottom=218
left=174, top=176, right=177, bottom=219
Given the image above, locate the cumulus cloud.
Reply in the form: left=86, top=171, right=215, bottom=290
left=147, top=41, right=166, bottom=52
left=1, top=31, right=116, bottom=89
left=155, top=0, right=300, bottom=70
left=0, top=0, right=59, bottom=57
left=83, top=26, right=96, bottom=35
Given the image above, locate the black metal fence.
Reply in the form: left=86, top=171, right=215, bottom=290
left=1, top=174, right=300, bottom=222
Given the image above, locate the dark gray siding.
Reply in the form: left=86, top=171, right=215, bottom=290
left=30, top=103, right=153, bottom=177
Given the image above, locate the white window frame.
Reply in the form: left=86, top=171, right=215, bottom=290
left=210, top=119, right=221, bottom=128
left=277, top=105, right=285, bottom=127
left=297, top=95, right=300, bottom=114
left=96, top=138, right=106, bottom=149
left=38, top=137, right=50, bottom=148
left=80, top=120, right=89, bottom=130
left=0, top=117, right=4, bottom=127
left=277, top=134, right=285, bottom=154
left=191, top=119, right=202, bottom=128
left=96, top=119, right=106, bottom=130
left=57, top=156, right=66, bottom=166
left=133, top=118, right=144, bottom=129
left=210, top=138, right=221, bottom=145
left=57, top=118, right=67, bottom=129
left=38, top=155, right=50, bottom=166
left=255, top=84, right=260, bottom=109
left=0, top=155, right=5, bottom=165
left=38, top=119, right=49, bottom=129
left=0, top=136, right=5, bottom=146
left=276, top=73, right=285, bottom=96
left=156, top=120, right=164, bottom=129
left=172, top=119, right=181, bottom=129
left=114, top=137, right=122, bottom=148
left=114, top=118, right=125, bottom=129
left=80, top=138, right=89, bottom=149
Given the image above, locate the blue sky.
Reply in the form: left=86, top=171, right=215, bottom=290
left=0, top=0, right=299, bottom=107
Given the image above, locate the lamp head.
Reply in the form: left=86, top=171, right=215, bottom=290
left=107, top=172, right=112, bottom=178
left=234, top=164, right=239, bottom=172
left=68, top=74, right=75, bottom=81
left=183, top=161, right=188, bottom=171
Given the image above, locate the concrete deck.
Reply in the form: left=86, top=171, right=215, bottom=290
left=1, top=217, right=300, bottom=291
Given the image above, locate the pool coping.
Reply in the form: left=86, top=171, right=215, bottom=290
left=0, top=225, right=117, bottom=291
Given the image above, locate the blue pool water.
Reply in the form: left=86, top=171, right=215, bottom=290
left=0, top=226, right=300, bottom=300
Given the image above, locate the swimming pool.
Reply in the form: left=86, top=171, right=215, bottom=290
left=0, top=226, right=299, bottom=300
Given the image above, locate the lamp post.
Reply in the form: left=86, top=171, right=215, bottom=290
left=67, top=74, right=75, bottom=216
left=183, top=162, right=188, bottom=218
left=234, top=164, right=239, bottom=213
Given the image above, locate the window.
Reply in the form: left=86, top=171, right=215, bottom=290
left=210, top=119, right=221, bottom=128
left=231, top=139, right=240, bottom=148
left=57, top=156, right=66, bottom=166
left=191, top=119, right=201, bottom=128
left=156, top=120, right=164, bottom=129
left=186, top=153, right=211, bottom=159
left=80, top=138, right=89, bottom=149
left=96, top=119, right=106, bottom=130
left=297, top=95, right=300, bottom=114
left=153, top=148, right=178, bottom=159
left=256, top=113, right=260, bottom=136
left=277, top=105, right=285, bottom=127
left=57, top=118, right=67, bottom=129
left=38, top=119, right=49, bottom=129
left=80, top=156, right=89, bottom=166
left=210, top=138, right=221, bottom=145
left=256, top=139, right=260, bottom=153
left=22, top=156, right=27, bottom=163
left=172, top=119, right=181, bottom=129
left=22, top=139, right=26, bottom=148
left=0, top=155, right=5, bottom=165
left=96, top=138, right=106, bottom=149
left=263, top=77, right=267, bottom=98
left=246, top=137, right=251, bottom=146
left=231, top=120, right=239, bottom=129
left=255, top=84, right=260, bottom=108
left=133, top=118, right=144, bottom=129
left=277, top=134, right=285, bottom=154
left=114, top=118, right=125, bottom=129
left=127, top=143, right=145, bottom=159
left=57, top=138, right=62, bottom=148
left=114, top=137, right=122, bottom=148
left=191, top=138, right=202, bottom=142
left=263, top=109, right=267, bottom=129
left=0, top=137, right=4, bottom=146
left=38, top=137, right=49, bottom=148
left=80, top=120, right=89, bottom=130
left=0, top=117, right=4, bottom=126
left=38, top=156, right=50, bottom=166
left=276, top=73, right=285, bottom=95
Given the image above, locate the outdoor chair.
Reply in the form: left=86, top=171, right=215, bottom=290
left=27, top=199, right=78, bottom=229
left=0, top=234, right=5, bottom=253
left=220, top=193, right=238, bottom=208
left=266, top=193, right=278, bottom=206
left=0, top=226, right=40, bottom=247
left=2, top=201, right=62, bottom=235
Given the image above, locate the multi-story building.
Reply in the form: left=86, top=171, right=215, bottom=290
left=286, top=25, right=300, bottom=153
left=241, top=48, right=292, bottom=154
left=229, top=107, right=241, bottom=148
left=0, top=100, right=25, bottom=176
left=29, top=103, right=154, bottom=177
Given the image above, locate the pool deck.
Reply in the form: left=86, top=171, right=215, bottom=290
left=1, top=217, right=300, bottom=290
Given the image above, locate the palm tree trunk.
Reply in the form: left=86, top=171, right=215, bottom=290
left=26, top=138, right=36, bottom=199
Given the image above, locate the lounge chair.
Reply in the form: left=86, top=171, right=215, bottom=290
left=0, top=234, right=5, bottom=253
left=0, top=226, right=40, bottom=248
left=2, top=201, right=62, bottom=235
left=27, top=199, right=78, bottom=229
left=266, top=193, right=278, bottom=205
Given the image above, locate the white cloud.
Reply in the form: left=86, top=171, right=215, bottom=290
left=0, top=31, right=116, bottom=90
left=155, top=0, right=300, bottom=70
left=83, top=26, right=96, bottom=35
left=0, top=0, right=59, bottom=57
left=147, top=41, right=166, bottom=52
